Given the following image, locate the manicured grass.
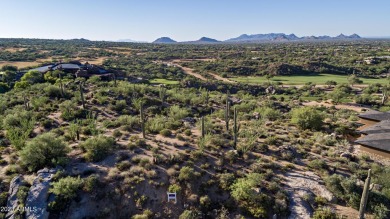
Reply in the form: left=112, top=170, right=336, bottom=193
left=149, top=78, right=179, bottom=85
left=230, top=73, right=386, bottom=85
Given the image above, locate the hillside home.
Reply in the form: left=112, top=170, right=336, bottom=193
left=27, top=61, right=123, bottom=80
left=356, top=111, right=390, bottom=158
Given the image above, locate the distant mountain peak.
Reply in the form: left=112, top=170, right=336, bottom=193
left=197, top=37, right=220, bottom=43
left=153, top=37, right=177, bottom=44
left=226, top=33, right=362, bottom=43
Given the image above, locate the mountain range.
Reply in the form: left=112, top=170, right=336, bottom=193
left=151, top=33, right=362, bottom=44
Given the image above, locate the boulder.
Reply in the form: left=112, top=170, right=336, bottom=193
left=5, top=175, right=25, bottom=219
left=24, top=168, right=58, bottom=219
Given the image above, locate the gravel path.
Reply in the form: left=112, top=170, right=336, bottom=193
left=283, top=170, right=335, bottom=219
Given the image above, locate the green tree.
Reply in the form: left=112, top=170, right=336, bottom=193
left=20, top=133, right=69, bottom=171
left=20, top=70, right=44, bottom=84
left=348, top=74, right=363, bottom=87
left=325, top=80, right=337, bottom=88
left=328, top=89, right=347, bottom=104
left=291, top=107, right=323, bottom=130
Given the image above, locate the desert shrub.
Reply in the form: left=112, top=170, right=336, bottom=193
left=59, top=100, right=81, bottom=121
left=30, top=96, right=49, bottom=110
left=132, top=209, right=154, bottom=219
left=87, top=75, right=101, bottom=83
left=200, top=195, right=211, bottom=209
left=230, top=173, right=271, bottom=218
left=83, top=174, right=99, bottom=192
left=168, top=105, right=189, bottom=121
left=178, top=166, right=196, bottom=182
left=184, top=129, right=192, bottom=136
left=255, top=106, right=281, bottom=121
left=116, top=160, right=131, bottom=171
left=117, top=115, right=139, bottom=130
left=168, top=184, right=181, bottom=193
left=3, top=110, right=35, bottom=150
left=218, top=173, right=235, bottom=190
left=20, top=132, right=69, bottom=171
left=355, top=94, right=373, bottom=105
left=291, top=107, right=323, bottom=130
left=374, top=203, right=389, bottom=219
left=113, top=129, right=122, bottom=138
left=50, top=176, right=83, bottom=200
left=312, top=207, right=338, bottom=219
left=110, top=100, right=127, bottom=112
left=146, top=115, right=166, bottom=133
left=80, top=135, right=115, bottom=162
left=44, top=85, right=63, bottom=98
left=179, top=209, right=200, bottom=219
left=159, top=129, right=172, bottom=137
left=308, top=160, right=327, bottom=170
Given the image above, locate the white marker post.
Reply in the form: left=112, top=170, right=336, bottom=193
left=167, top=192, right=177, bottom=204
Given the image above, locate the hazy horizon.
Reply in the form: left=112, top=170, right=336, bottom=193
left=1, top=0, right=390, bottom=42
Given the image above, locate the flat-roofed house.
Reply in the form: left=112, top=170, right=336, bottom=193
left=356, top=111, right=390, bottom=158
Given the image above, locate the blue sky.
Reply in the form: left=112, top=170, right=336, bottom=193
left=1, top=0, right=389, bottom=41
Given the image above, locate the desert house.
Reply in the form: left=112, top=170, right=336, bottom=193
left=356, top=110, right=390, bottom=158
left=27, top=61, right=123, bottom=80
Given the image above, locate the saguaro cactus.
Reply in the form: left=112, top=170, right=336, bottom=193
left=140, top=103, right=146, bottom=139
left=79, top=83, right=85, bottom=109
left=358, top=169, right=372, bottom=219
left=58, top=73, right=64, bottom=97
left=233, top=107, right=238, bottom=149
left=205, top=90, right=209, bottom=105
left=201, top=116, right=205, bottom=138
left=159, top=86, right=167, bottom=109
left=225, top=92, right=230, bottom=131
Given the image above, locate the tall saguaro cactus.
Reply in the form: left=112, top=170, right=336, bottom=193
left=79, top=83, right=85, bottom=109
left=159, top=86, right=167, bottom=110
left=58, top=73, right=64, bottom=97
left=140, top=103, right=146, bottom=139
left=233, top=107, right=238, bottom=149
left=359, top=169, right=372, bottom=219
left=225, top=92, right=230, bottom=131
left=201, top=116, right=205, bottom=138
